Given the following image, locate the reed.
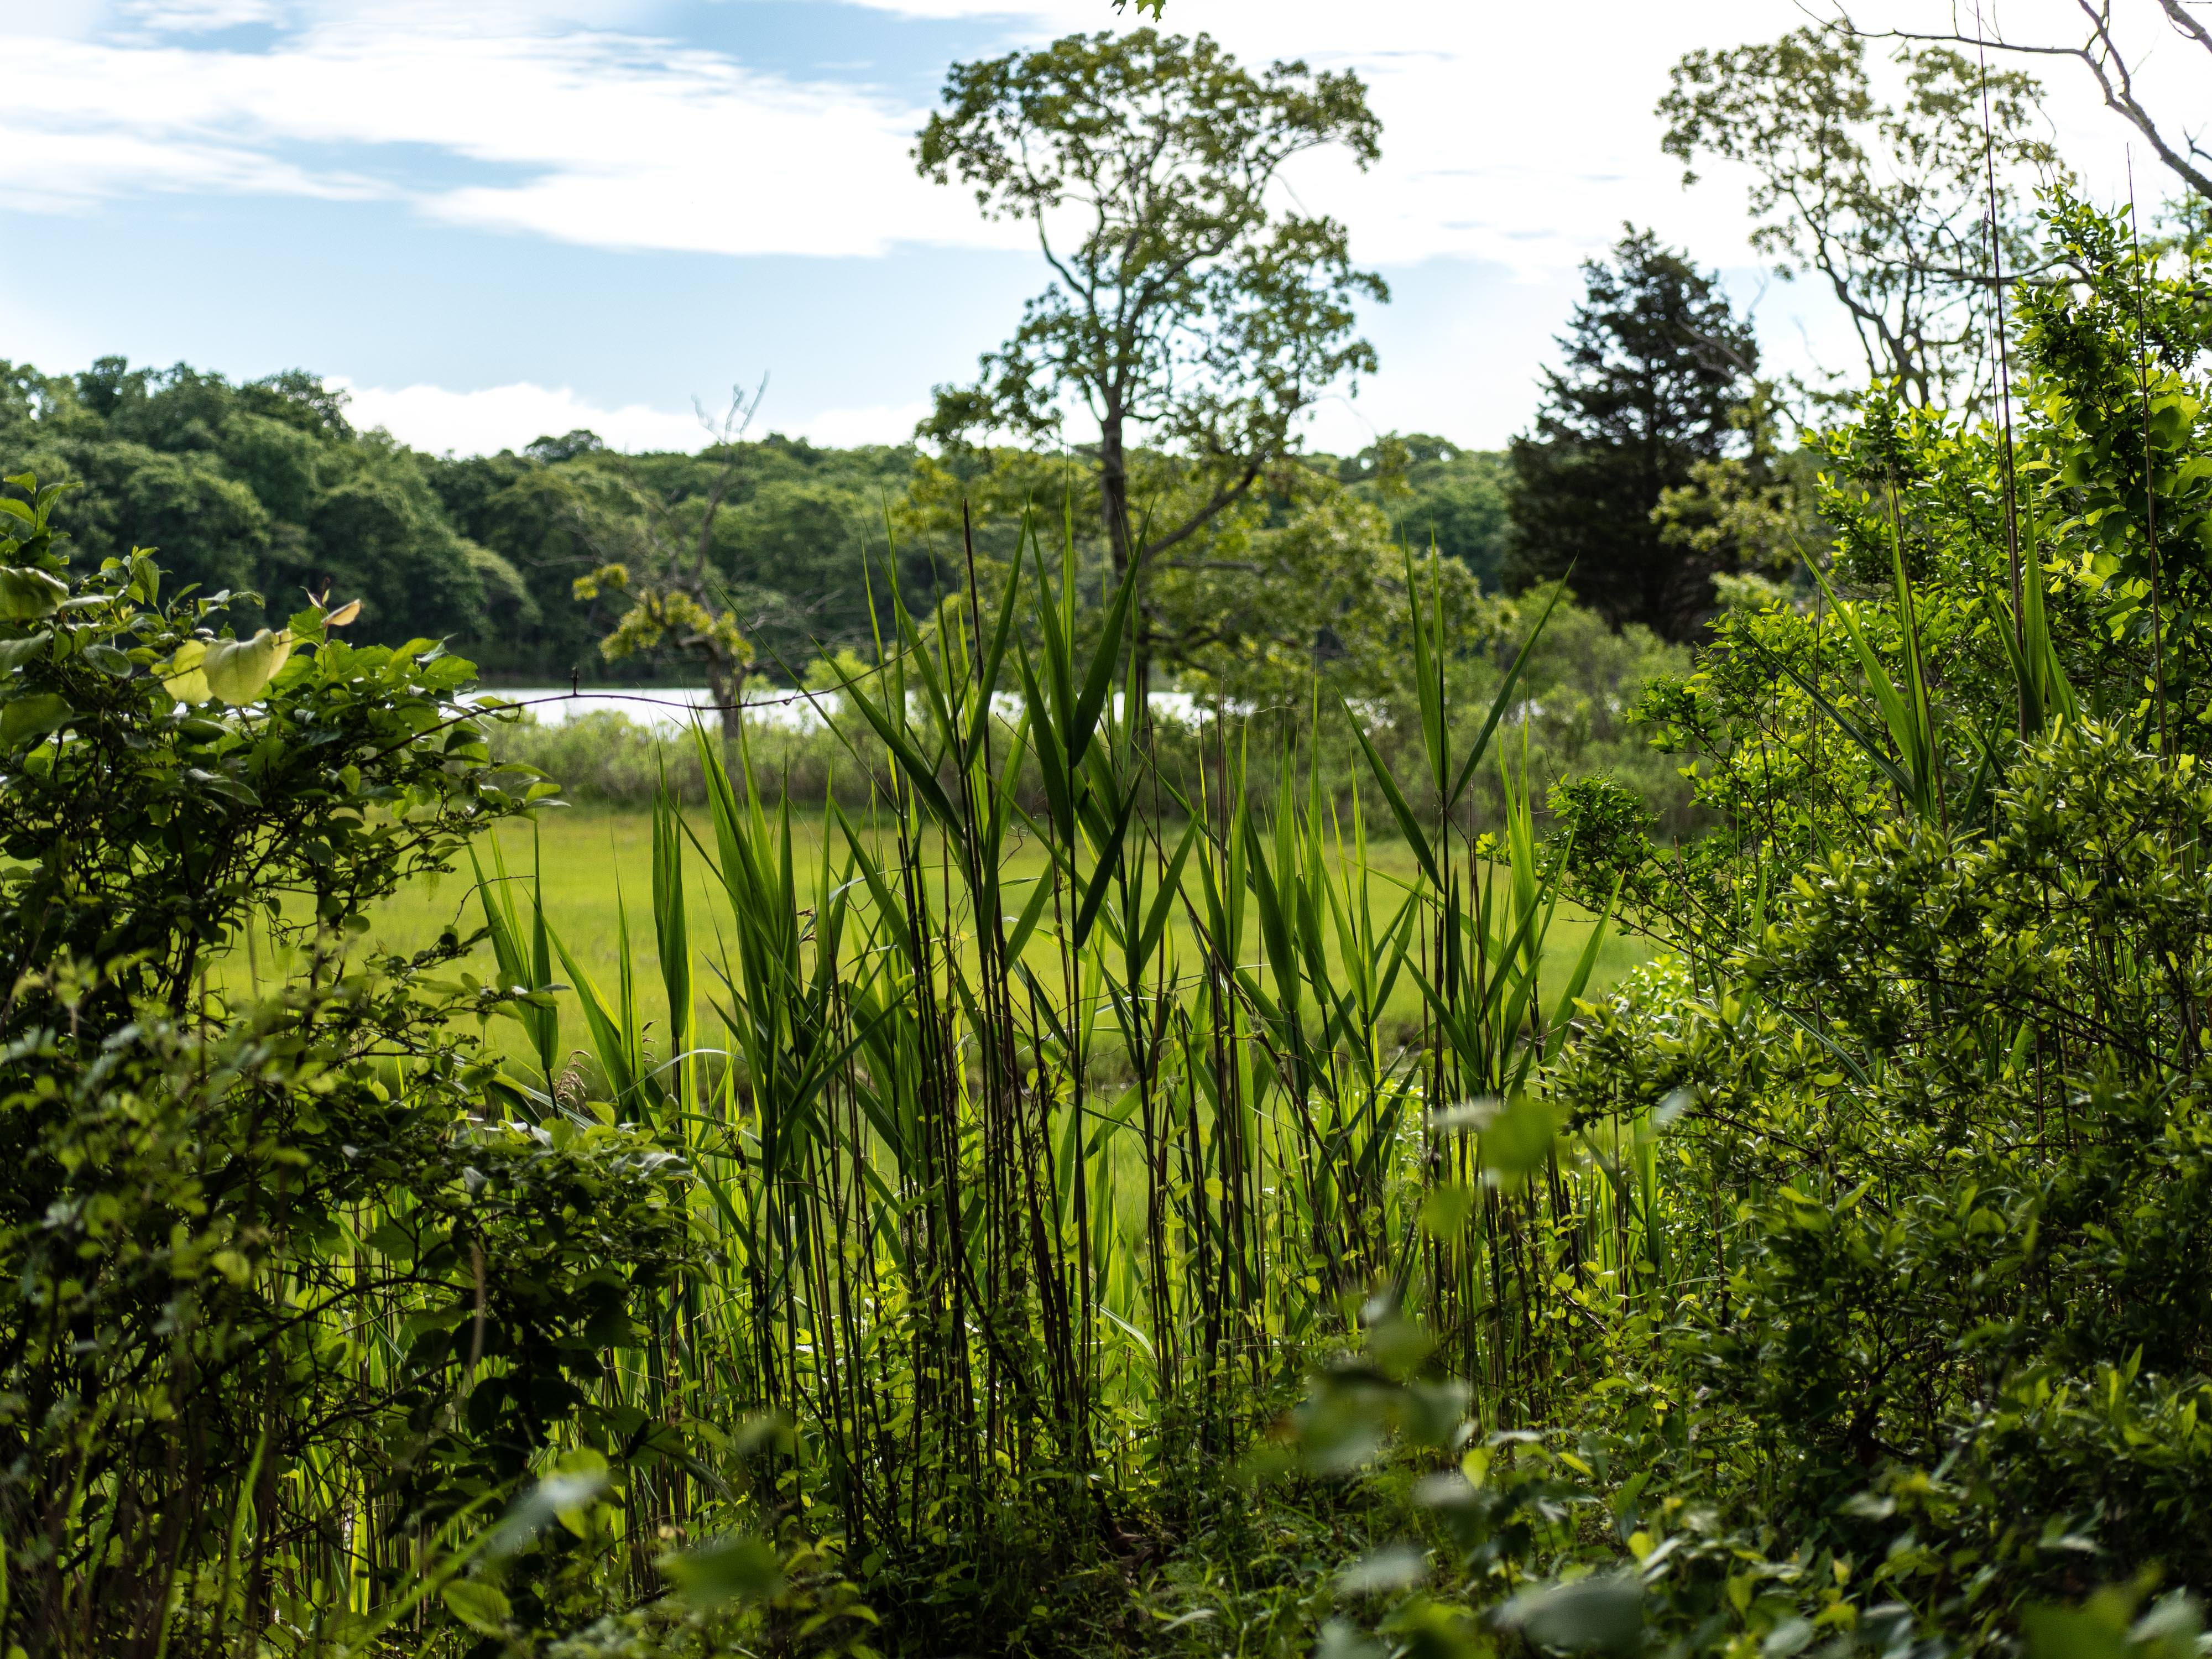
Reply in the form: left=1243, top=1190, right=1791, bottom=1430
left=452, top=521, right=1666, bottom=1642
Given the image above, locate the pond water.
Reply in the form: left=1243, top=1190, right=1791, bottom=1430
left=469, top=686, right=1217, bottom=732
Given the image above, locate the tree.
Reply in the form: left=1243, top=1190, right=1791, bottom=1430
left=1837, top=2, right=2212, bottom=207
left=1506, top=228, right=1761, bottom=640
left=1160, top=489, right=1498, bottom=711
left=0, top=358, right=493, bottom=644
left=1659, top=26, right=2054, bottom=410
left=718, top=478, right=881, bottom=666
left=569, top=390, right=764, bottom=756
left=1340, top=435, right=1514, bottom=589
left=914, top=28, right=1386, bottom=661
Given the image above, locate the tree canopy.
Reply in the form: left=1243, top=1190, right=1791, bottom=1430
left=1506, top=229, right=1762, bottom=639
left=916, top=29, right=1385, bottom=587
left=1660, top=25, right=2052, bottom=410
left=0, top=358, right=500, bottom=646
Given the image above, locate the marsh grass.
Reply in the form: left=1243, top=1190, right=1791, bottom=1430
left=353, top=806, right=1646, bottom=1079
left=382, top=523, right=1704, bottom=1651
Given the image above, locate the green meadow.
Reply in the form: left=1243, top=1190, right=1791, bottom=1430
left=359, top=804, right=1652, bottom=1076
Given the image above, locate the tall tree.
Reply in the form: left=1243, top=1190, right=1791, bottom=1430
left=915, top=28, right=1385, bottom=593
left=1660, top=26, right=2053, bottom=411
left=1506, top=228, right=1760, bottom=640
left=569, top=391, right=761, bottom=756
left=1838, top=2, right=2212, bottom=207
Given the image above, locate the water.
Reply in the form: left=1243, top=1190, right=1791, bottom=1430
left=469, top=686, right=831, bottom=732
left=470, top=686, right=1218, bottom=732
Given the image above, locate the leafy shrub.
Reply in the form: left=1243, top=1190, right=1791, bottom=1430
left=0, top=477, right=703, bottom=1654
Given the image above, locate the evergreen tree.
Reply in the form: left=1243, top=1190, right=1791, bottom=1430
left=1506, top=228, right=1759, bottom=638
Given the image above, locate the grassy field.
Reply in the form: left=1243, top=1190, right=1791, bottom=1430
left=356, top=803, right=1653, bottom=1078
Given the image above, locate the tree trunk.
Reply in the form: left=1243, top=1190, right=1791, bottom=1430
left=707, top=656, right=744, bottom=793
left=1099, top=409, right=1132, bottom=580
left=1097, top=410, right=1151, bottom=729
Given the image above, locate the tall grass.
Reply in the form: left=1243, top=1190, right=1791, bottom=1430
left=458, top=529, right=1671, bottom=1640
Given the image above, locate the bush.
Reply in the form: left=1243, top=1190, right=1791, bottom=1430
left=0, top=478, right=703, bottom=1654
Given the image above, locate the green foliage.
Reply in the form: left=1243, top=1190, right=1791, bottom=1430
left=1342, top=436, right=1514, bottom=591
left=445, top=431, right=937, bottom=686
left=917, top=25, right=1385, bottom=626
left=1245, top=195, right=2212, bottom=1659
left=0, top=481, right=708, bottom=1655
left=10, top=123, right=2208, bottom=1659
left=0, top=359, right=493, bottom=646
left=1506, top=229, right=1766, bottom=639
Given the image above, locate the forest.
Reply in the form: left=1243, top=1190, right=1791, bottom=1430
left=4, top=10, right=2212, bottom=1659
left=0, top=363, right=1514, bottom=679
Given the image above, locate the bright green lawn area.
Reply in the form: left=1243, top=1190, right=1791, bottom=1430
left=363, top=806, right=1651, bottom=1076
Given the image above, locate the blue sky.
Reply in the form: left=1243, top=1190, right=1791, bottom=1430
left=0, top=0, right=2146, bottom=456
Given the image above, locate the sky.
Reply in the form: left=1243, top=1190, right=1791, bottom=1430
left=0, top=0, right=2177, bottom=457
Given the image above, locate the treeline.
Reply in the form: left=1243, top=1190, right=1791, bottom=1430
left=0, top=359, right=921, bottom=678
left=2, top=230, right=1790, bottom=690
left=0, top=356, right=1523, bottom=684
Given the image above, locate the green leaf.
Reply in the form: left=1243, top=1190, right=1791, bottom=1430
left=1337, top=1544, right=1428, bottom=1595
left=0, top=566, right=66, bottom=622
left=660, top=1534, right=783, bottom=1605
left=1495, top=1574, right=1643, bottom=1656
left=0, top=630, right=51, bottom=674
left=439, top=1579, right=512, bottom=1636
left=1073, top=788, right=1138, bottom=948
left=201, top=630, right=294, bottom=706
left=1449, top=577, right=1568, bottom=811
left=163, top=639, right=211, bottom=703
left=1432, top=1095, right=1557, bottom=1188
left=1003, top=873, right=1056, bottom=963
left=1419, top=1182, right=1477, bottom=1240
left=82, top=643, right=133, bottom=679
left=2022, top=1598, right=2132, bottom=1659
left=1068, top=553, right=1141, bottom=774
left=1, top=692, right=74, bottom=748
left=1340, top=697, right=1442, bottom=891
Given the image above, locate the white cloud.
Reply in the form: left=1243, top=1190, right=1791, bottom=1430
left=119, top=0, right=288, bottom=31
left=1, top=0, right=2162, bottom=279
left=1, top=124, right=379, bottom=215
left=337, top=379, right=931, bottom=456
left=0, top=0, right=1901, bottom=280
left=8, top=0, right=2184, bottom=460
left=338, top=379, right=712, bottom=455
left=3, top=6, right=1031, bottom=257
left=791, top=400, right=931, bottom=447
left=835, top=0, right=2158, bottom=273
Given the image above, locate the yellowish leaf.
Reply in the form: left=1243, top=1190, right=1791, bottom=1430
left=202, top=629, right=294, bottom=706
left=162, top=639, right=211, bottom=703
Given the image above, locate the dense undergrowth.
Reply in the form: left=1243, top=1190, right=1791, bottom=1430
left=2, top=196, right=2210, bottom=1659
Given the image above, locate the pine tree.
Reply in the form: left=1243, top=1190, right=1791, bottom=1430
left=1506, top=227, right=1758, bottom=638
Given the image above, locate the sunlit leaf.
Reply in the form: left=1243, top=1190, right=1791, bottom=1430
left=201, top=629, right=294, bottom=706
left=0, top=565, right=66, bottom=621
left=163, top=639, right=211, bottom=703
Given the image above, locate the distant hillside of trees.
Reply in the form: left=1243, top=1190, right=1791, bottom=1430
left=0, top=357, right=1516, bottom=682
